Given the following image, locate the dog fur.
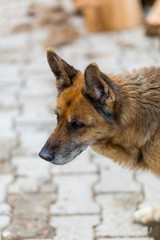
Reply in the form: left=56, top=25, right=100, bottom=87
left=40, top=49, right=160, bottom=176
left=39, top=49, right=160, bottom=224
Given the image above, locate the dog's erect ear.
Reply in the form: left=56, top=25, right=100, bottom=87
left=47, top=49, right=78, bottom=93
left=84, top=63, right=116, bottom=122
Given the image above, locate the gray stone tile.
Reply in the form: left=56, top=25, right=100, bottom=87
left=95, top=193, right=148, bottom=238
left=50, top=216, right=99, bottom=240
left=50, top=174, right=100, bottom=215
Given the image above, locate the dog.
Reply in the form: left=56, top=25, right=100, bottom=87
left=39, top=49, right=160, bottom=224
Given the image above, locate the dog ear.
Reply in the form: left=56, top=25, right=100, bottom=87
left=47, top=49, right=78, bottom=93
left=84, top=63, right=116, bottom=122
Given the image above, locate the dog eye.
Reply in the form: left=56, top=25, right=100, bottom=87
left=71, top=120, right=85, bottom=130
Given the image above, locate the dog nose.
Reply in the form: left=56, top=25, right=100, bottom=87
left=39, top=147, right=54, bottom=162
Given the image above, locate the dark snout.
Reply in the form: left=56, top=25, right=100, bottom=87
left=39, top=146, right=55, bottom=162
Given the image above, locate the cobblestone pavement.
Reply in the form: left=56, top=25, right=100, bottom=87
left=0, top=0, right=160, bottom=239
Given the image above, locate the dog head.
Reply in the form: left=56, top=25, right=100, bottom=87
left=39, top=49, right=122, bottom=165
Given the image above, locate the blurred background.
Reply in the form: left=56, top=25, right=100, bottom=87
left=0, top=0, right=160, bottom=239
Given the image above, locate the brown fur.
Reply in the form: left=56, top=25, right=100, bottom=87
left=39, top=49, right=160, bottom=176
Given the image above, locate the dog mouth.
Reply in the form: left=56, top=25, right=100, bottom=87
left=50, top=148, right=85, bottom=165
left=39, top=146, right=87, bottom=165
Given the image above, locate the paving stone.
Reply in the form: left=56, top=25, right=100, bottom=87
left=120, top=52, right=158, bottom=72
left=11, top=156, right=50, bottom=181
left=0, top=50, right=27, bottom=65
left=97, top=239, right=153, bottom=240
left=0, top=203, right=11, bottom=215
left=0, top=216, right=10, bottom=229
left=50, top=216, right=99, bottom=240
left=0, top=112, right=18, bottom=139
left=2, top=193, right=56, bottom=240
left=52, top=149, right=97, bottom=174
left=95, top=193, right=148, bottom=238
left=0, top=132, right=18, bottom=161
left=9, top=155, right=52, bottom=193
left=136, top=171, right=160, bottom=205
left=13, top=129, right=52, bottom=155
left=0, top=118, right=13, bottom=133
left=0, top=109, right=19, bottom=121
left=8, top=177, right=40, bottom=193
left=20, top=75, right=56, bottom=98
left=19, top=88, right=56, bottom=104
left=0, top=163, right=13, bottom=174
left=0, top=64, right=20, bottom=84
left=0, top=175, right=13, bottom=203
left=16, top=100, right=55, bottom=127
left=8, top=175, right=56, bottom=194
left=22, top=61, right=50, bottom=79
left=0, top=91, right=18, bottom=109
left=134, top=171, right=160, bottom=224
left=0, top=32, right=30, bottom=51
left=0, top=147, right=12, bottom=165
left=50, top=175, right=100, bottom=215
left=40, top=181, right=57, bottom=194
left=0, top=1, right=32, bottom=20
left=61, top=0, right=74, bottom=12
left=92, top=152, right=140, bottom=193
